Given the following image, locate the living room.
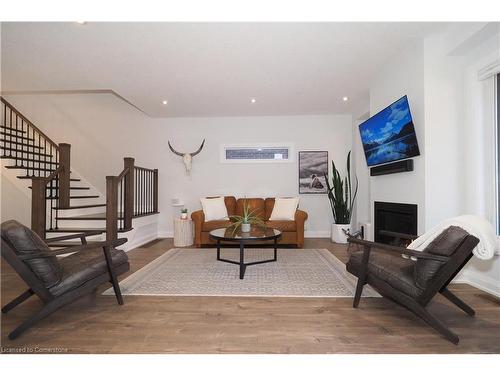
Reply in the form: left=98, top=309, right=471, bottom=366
left=1, top=1, right=499, bottom=372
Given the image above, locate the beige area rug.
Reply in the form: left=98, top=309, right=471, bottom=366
left=103, top=248, right=380, bottom=298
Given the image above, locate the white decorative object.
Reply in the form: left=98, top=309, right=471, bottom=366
left=407, top=214, right=499, bottom=259
left=200, top=197, right=228, bottom=221
left=241, top=223, right=251, bottom=232
left=331, top=223, right=350, bottom=244
left=168, top=139, right=205, bottom=174
left=269, top=197, right=299, bottom=221
left=174, top=218, right=193, bottom=247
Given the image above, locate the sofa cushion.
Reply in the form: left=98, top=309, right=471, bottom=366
left=202, top=220, right=233, bottom=232
left=49, top=247, right=128, bottom=296
left=264, top=198, right=275, bottom=220
left=269, top=197, right=299, bottom=221
left=266, top=220, right=297, bottom=232
left=414, top=226, right=469, bottom=289
left=236, top=198, right=265, bottom=219
left=347, top=250, right=423, bottom=298
left=1, top=220, right=63, bottom=288
left=201, top=197, right=229, bottom=221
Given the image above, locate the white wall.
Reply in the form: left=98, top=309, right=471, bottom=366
left=451, top=33, right=500, bottom=296
left=367, top=41, right=426, bottom=234
left=1, top=164, right=31, bottom=226
left=3, top=94, right=352, bottom=237
left=423, top=34, right=465, bottom=228
left=354, top=25, right=500, bottom=296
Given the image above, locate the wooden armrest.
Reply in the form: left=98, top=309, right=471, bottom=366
left=378, top=230, right=419, bottom=241
left=348, top=237, right=450, bottom=262
left=44, top=231, right=103, bottom=244
left=19, top=238, right=127, bottom=260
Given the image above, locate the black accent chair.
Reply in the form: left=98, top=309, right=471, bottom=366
left=346, top=226, right=480, bottom=345
left=1, top=220, right=130, bottom=340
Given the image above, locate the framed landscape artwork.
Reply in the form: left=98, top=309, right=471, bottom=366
left=298, top=151, right=328, bottom=194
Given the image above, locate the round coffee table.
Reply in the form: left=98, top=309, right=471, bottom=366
left=209, top=227, right=282, bottom=279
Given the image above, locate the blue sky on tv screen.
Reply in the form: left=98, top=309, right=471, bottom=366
left=359, top=96, right=412, bottom=145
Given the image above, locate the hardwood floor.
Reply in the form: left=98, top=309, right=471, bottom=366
left=1, top=238, right=499, bottom=353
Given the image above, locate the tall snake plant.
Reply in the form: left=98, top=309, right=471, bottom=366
left=324, top=151, right=358, bottom=225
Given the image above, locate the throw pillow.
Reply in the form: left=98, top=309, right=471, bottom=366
left=269, top=197, right=299, bottom=221
left=200, top=196, right=229, bottom=221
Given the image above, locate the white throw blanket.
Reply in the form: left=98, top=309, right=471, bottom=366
left=407, top=215, right=499, bottom=260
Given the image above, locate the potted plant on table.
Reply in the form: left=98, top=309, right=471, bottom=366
left=180, top=208, right=188, bottom=220
left=228, top=200, right=266, bottom=233
left=324, top=151, right=358, bottom=243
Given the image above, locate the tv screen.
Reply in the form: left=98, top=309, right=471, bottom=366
left=359, top=95, right=420, bottom=167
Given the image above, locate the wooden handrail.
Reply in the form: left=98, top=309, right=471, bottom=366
left=1, top=97, right=59, bottom=150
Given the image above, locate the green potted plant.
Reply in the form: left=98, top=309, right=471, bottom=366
left=324, top=151, right=358, bottom=243
left=180, top=208, right=188, bottom=220
left=229, top=200, right=266, bottom=233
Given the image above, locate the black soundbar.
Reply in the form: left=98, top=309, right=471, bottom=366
left=370, top=159, right=413, bottom=176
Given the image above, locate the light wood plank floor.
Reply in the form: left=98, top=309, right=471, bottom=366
left=1, top=238, right=499, bottom=353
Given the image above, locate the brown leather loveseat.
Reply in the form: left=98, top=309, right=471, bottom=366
left=191, top=196, right=308, bottom=248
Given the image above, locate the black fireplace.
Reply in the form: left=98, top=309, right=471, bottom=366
left=374, top=201, right=417, bottom=245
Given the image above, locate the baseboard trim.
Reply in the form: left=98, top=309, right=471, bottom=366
left=158, top=230, right=174, bottom=238
left=453, top=270, right=500, bottom=298
left=305, top=231, right=330, bottom=238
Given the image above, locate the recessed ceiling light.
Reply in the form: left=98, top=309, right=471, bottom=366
left=251, top=98, right=256, bottom=104
left=342, top=96, right=349, bottom=102
left=162, top=100, right=168, bottom=105
left=76, top=21, right=87, bottom=25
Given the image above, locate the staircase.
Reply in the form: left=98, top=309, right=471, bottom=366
left=1, top=97, right=159, bottom=247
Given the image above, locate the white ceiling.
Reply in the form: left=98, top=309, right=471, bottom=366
left=1, top=22, right=446, bottom=117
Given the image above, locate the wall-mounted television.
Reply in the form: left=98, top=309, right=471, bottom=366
left=359, top=95, right=420, bottom=167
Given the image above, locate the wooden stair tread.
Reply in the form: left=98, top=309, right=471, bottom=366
left=57, top=213, right=124, bottom=220
left=28, top=186, right=90, bottom=190
left=46, top=195, right=99, bottom=199
left=1, top=141, right=43, bottom=149
left=0, top=126, right=26, bottom=134
left=1, top=156, right=59, bottom=165
left=1, top=147, right=53, bottom=157
left=0, top=132, right=36, bottom=142
left=5, top=166, right=57, bottom=172
left=52, top=204, right=106, bottom=210
left=47, top=241, right=103, bottom=248
left=45, top=228, right=106, bottom=234
left=46, top=227, right=132, bottom=233
left=17, top=175, right=76, bottom=180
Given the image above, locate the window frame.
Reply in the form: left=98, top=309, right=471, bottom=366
left=220, top=143, right=295, bottom=164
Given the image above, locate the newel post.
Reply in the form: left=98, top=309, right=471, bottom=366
left=58, top=143, right=71, bottom=208
left=123, top=157, right=135, bottom=230
left=106, top=176, right=118, bottom=241
left=31, top=177, right=47, bottom=239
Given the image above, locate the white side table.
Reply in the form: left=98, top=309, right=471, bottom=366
left=174, top=218, right=194, bottom=247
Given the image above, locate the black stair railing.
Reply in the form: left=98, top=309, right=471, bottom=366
left=1, top=97, right=71, bottom=211
left=106, top=157, right=159, bottom=240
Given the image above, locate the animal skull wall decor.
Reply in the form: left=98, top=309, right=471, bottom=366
left=168, top=139, right=205, bottom=174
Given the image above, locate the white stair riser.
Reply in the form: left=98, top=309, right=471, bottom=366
left=66, top=197, right=105, bottom=206
left=56, top=219, right=109, bottom=229
left=56, top=207, right=106, bottom=217
left=45, top=232, right=106, bottom=241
